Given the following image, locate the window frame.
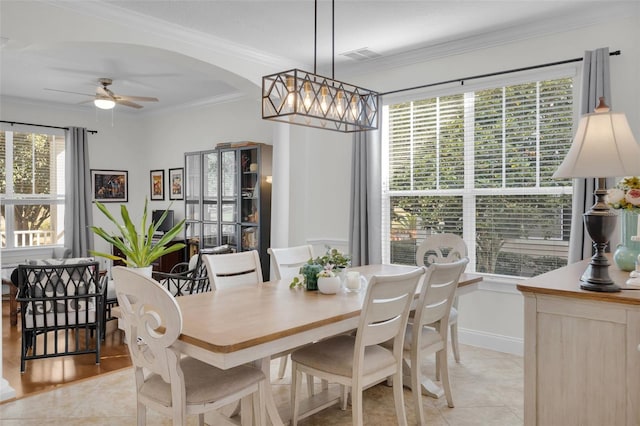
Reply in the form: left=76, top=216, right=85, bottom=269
left=381, top=65, right=580, bottom=279
left=1, top=124, right=66, bottom=252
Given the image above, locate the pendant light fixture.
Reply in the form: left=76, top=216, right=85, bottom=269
left=262, top=0, right=378, bottom=132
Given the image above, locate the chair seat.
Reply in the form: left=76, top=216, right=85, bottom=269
left=24, top=308, right=97, bottom=329
left=141, top=356, right=264, bottom=406
left=291, top=334, right=396, bottom=378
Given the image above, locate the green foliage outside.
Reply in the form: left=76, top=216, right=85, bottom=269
left=0, top=132, right=58, bottom=244
left=387, top=78, right=574, bottom=278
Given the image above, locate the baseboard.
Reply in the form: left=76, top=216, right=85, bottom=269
left=458, top=327, right=523, bottom=356
left=0, top=377, right=16, bottom=402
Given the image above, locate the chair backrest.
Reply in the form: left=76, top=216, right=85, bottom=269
left=414, top=258, right=469, bottom=331
left=267, top=245, right=314, bottom=281
left=17, top=259, right=101, bottom=329
left=416, top=233, right=468, bottom=267
left=113, top=266, right=182, bottom=384
left=354, top=267, right=425, bottom=367
left=202, top=250, right=263, bottom=290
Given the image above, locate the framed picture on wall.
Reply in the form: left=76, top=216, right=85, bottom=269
left=150, top=169, right=165, bottom=200
left=169, top=167, right=184, bottom=200
left=91, top=169, right=128, bottom=202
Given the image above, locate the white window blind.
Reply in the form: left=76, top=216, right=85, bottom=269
left=383, top=76, right=574, bottom=278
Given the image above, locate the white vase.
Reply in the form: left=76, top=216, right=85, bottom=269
left=317, top=276, right=341, bottom=294
left=130, top=265, right=153, bottom=277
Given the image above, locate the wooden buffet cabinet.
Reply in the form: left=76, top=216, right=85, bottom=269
left=517, top=259, right=640, bottom=426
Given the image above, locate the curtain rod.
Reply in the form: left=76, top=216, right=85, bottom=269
left=0, top=120, right=98, bottom=135
left=380, top=50, right=621, bottom=97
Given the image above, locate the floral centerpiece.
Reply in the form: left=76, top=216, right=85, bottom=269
left=290, top=247, right=351, bottom=290
left=607, top=176, right=640, bottom=271
left=607, top=176, right=640, bottom=211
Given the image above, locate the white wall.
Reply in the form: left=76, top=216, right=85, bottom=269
left=296, top=10, right=640, bottom=354
left=2, top=9, right=639, bottom=356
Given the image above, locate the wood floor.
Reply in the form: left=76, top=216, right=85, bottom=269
left=1, top=299, right=132, bottom=401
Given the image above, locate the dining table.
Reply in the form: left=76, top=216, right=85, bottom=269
left=158, top=263, right=482, bottom=425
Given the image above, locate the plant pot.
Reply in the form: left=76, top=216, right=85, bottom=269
left=130, top=265, right=153, bottom=277
left=301, top=264, right=323, bottom=291
left=318, top=276, right=341, bottom=294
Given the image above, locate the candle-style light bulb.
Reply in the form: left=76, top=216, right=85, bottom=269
left=303, top=81, right=313, bottom=111
left=285, top=76, right=296, bottom=109
left=335, top=90, right=345, bottom=118
left=320, top=85, right=329, bottom=115
left=350, top=94, right=360, bottom=122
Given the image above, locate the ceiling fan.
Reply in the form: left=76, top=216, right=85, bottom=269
left=45, top=78, right=159, bottom=109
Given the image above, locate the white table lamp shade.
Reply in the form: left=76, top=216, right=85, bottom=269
left=553, top=110, right=640, bottom=178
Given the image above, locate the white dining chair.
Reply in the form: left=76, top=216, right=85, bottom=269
left=112, top=266, right=266, bottom=426
left=267, top=245, right=315, bottom=379
left=290, top=267, right=425, bottom=426
left=401, top=258, right=468, bottom=424
left=267, top=245, right=314, bottom=281
left=415, top=233, right=468, bottom=364
left=202, top=250, right=263, bottom=290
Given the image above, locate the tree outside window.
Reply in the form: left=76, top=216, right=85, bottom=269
left=383, top=76, right=574, bottom=278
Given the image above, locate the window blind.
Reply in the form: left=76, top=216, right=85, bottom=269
left=383, top=76, right=574, bottom=278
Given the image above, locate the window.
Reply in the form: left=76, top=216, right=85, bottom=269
left=0, top=128, right=65, bottom=249
left=382, top=73, right=575, bottom=278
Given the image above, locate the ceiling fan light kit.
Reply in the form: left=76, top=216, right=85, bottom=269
left=94, top=98, right=116, bottom=110
left=45, top=77, right=158, bottom=110
left=261, top=0, right=378, bottom=133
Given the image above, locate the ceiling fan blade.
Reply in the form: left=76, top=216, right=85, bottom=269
left=115, top=95, right=159, bottom=102
left=115, top=99, right=143, bottom=109
left=44, top=88, right=94, bottom=97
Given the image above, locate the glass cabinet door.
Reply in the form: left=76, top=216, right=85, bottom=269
left=221, top=224, right=238, bottom=250
left=185, top=152, right=201, bottom=221
left=202, top=222, right=219, bottom=249
left=203, top=151, right=218, bottom=222
left=220, top=150, right=238, bottom=223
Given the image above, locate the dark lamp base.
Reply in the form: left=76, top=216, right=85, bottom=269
left=580, top=281, right=621, bottom=293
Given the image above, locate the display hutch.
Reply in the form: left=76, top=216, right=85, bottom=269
left=184, top=142, right=272, bottom=280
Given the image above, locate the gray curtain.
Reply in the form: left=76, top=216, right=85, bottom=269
left=65, top=127, right=94, bottom=257
left=568, top=47, right=613, bottom=263
left=349, top=129, right=382, bottom=266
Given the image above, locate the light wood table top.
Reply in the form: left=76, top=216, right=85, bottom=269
left=174, top=264, right=482, bottom=356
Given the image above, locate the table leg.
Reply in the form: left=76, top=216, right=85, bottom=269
left=401, top=359, right=444, bottom=399
left=257, top=357, right=285, bottom=426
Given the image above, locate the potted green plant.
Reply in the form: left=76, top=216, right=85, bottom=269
left=90, top=199, right=185, bottom=274
left=290, top=247, right=351, bottom=291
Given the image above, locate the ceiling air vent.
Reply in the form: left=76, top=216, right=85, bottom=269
left=340, top=48, right=382, bottom=61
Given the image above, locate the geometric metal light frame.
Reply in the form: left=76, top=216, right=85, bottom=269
left=262, top=68, right=379, bottom=133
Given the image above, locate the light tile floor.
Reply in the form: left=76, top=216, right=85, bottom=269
left=0, top=344, right=523, bottom=425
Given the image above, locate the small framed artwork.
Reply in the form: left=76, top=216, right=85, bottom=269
left=91, top=169, right=128, bottom=202
left=169, top=167, right=184, bottom=200
left=150, top=169, right=165, bottom=200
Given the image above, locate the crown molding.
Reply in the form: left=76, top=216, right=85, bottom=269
left=45, top=0, right=302, bottom=84
left=338, top=2, right=636, bottom=79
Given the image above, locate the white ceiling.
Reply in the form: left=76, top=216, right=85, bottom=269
left=0, top=0, right=631, bottom=115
